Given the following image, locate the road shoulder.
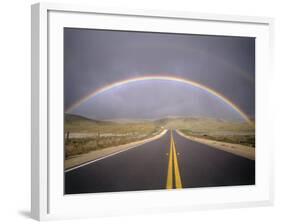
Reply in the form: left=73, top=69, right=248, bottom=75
left=65, top=129, right=168, bottom=171
left=176, top=130, right=255, bottom=160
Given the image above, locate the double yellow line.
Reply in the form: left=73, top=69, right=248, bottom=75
left=166, top=130, right=183, bottom=189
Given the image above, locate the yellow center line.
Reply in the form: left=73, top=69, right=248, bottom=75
left=166, top=131, right=174, bottom=189
left=166, top=130, right=183, bottom=189
left=172, top=133, right=183, bottom=188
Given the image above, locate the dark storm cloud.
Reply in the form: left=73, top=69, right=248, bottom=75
left=64, top=28, right=255, bottom=120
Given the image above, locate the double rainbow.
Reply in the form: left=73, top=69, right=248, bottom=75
left=66, top=75, right=253, bottom=125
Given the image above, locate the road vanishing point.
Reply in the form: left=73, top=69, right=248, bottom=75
left=65, top=130, right=255, bottom=194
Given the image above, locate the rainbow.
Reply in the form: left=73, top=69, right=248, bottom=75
left=66, top=75, right=253, bottom=124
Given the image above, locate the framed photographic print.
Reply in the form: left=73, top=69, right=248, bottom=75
left=31, top=2, right=274, bottom=221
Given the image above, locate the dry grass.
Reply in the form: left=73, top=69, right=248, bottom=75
left=156, top=117, right=254, bottom=132
left=179, top=129, right=255, bottom=147
left=65, top=114, right=255, bottom=158
left=176, top=118, right=255, bottom=147
left=64, top=114, right=162, bottom=158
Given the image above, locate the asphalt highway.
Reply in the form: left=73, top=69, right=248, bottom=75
left=65, top=130, right=255, bottom=194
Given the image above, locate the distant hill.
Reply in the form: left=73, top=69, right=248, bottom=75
left=65, top=113, right=95, bottom=123
left=65, top=113, right=113, bottom=124
left=65, top=113, right=254, bottom=134
left=64, top=113, right=116, bottom=133
left=64, top=113, right=159, bottom=134
left=154, top=116, right=254, bottom=133
left=101, top=118, right=151, bottom=123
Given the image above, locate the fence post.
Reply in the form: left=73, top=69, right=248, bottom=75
left=65, top=131, right=69, bottom=142
left=97, top=131, right=100, bottom=146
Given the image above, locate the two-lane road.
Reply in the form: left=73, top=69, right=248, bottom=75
left=65, top=130, right=255, bottom=194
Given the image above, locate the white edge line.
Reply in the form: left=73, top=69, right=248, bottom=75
left=65, top=129, right=167, bottom=173
left=175, top=129, right=255, bottom=160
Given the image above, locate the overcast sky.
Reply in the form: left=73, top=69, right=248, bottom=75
left=64, top=28, right=255, bottom=121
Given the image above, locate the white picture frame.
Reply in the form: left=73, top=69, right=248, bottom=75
left=31, top=2, right=274, bottom=221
